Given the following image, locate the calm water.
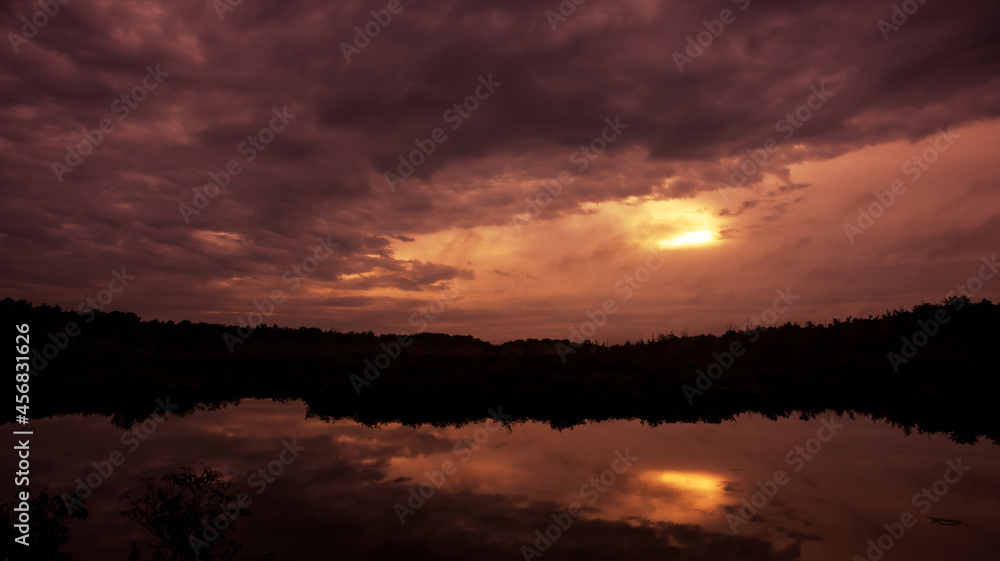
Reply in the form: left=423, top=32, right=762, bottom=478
left=26, top=399, right=1000, bottom=560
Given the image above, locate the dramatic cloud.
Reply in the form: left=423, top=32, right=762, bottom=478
left=2, top=0, right=998, bottom=341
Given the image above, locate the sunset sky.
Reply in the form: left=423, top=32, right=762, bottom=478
left=2, top=0, right=998, bottom=343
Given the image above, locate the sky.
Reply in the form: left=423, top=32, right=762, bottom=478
left=2, top=0, right=999, bottom=343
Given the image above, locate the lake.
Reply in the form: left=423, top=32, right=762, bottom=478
left=27, top=399, right=1000, bottom=560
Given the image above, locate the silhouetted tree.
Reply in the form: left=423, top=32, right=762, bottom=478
left=5, top=296, right=999, bottom=443
left=119, top=467, right=269, bottom=561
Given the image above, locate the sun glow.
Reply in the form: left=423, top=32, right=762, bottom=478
left=652, top=471, right=724, bottom=492
left=659, top=230, right=716, bottom=247
left=643, top=470, right=728, bottom=514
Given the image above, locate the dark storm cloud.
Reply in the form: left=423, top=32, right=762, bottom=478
left=1, top=0, right=998, bottom=323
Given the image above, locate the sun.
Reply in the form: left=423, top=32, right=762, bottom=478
left=659, top=230, right=716, bottom=248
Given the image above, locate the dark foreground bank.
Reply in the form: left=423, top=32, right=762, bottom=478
left=2, top=297, right=998, bottom=443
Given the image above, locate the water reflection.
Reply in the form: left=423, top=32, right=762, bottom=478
left=0, top=491, right=87, bottom=560
left=118, top=466, right=274, bottom=561
left=644, top=470, right=728, bottom=515
left=16, top=399, right=1000, bottom=560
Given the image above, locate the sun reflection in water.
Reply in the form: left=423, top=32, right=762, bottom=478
left=640, top=470, right=728, bottom=518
